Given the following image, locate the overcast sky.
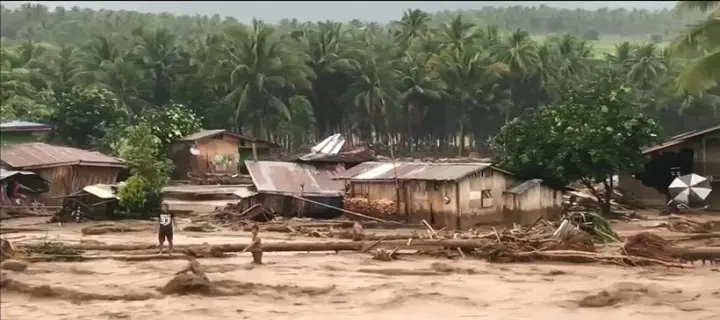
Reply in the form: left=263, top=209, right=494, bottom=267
left=2, top=1, right=677, bottom=22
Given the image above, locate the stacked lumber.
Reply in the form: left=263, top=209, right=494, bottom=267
left=342, top=198, right=397, bottom=216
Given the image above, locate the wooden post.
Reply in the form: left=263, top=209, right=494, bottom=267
left=251, top=142, right=258, bottom=161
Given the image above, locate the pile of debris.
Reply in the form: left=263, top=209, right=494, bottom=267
left=343, top=198, right=398, bottom=217
left=211, top=203, right=274, bottom=223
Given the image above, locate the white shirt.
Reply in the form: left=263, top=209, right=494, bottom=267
left=159, top=214, right=173, bottom=226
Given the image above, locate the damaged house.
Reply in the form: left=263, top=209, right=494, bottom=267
left=244, top=160, right=346, bottom=218
left=0, top=143, right=124, bottom=205
left=334, top=162, right=564, bottom=229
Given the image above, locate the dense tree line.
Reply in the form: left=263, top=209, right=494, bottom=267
left=1, top=3, right=718, bottom=157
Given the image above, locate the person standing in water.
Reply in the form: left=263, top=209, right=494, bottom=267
left=175, top=249, right=207, bottom=280
left=158, top=203, right=176, bottom=254
left=242, top=224, right=263, bottom=264
left=351, top=220, right=365, bottom=241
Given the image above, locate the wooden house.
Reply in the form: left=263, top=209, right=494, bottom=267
left=334, top=162, right=564, bottom=229
left=171, top=129, right=280, bottom=179
left=618, top=124, right=720, bottom=209
left=0, top=143, right=124, bottom=205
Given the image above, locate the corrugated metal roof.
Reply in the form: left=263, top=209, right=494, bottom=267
left=0, top=143, right=124, bottom=169
left=505, top=179, right=544, bottom=195
left=643, top=124, right=720, bottom=154
left=0, top=121, right=51, bottom=132
left=334, top=161, right=508, bottom=181
left=82, top=184, right=118, bottom=199
left=310, top=134, right=345, bottom=155
left=245, top=160, right=345, bottom=197
left=0, top=168, right=38, bottom=180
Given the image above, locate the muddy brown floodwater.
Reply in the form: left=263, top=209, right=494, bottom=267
left=2, top=217, right=720, bottom=320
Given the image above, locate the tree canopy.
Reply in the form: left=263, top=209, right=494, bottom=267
left=492, top=72, right=661, bottom=214
left=0, top=3, right=717, bottom=158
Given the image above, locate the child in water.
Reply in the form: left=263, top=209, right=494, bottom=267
left=242, top=224, right=263, bottom=264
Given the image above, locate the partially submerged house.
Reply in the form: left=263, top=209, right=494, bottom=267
left=503, top=179, right=565, bottom=224
left=334, top=162, right=564, bottom=229
left=618, top=124, right=720, bottom=209
left=244, top=160, right=346, bottom=218
left=0, top=121, right=51, bottom=146
left=172, top=129, right=280, bottom=179
left=0, top=143, right=124, bottom=205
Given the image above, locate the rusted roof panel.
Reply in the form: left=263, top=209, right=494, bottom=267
left=643, top=124, right=720, bottom=154
left=0, top=143, right=124, bottom=169
left=334, top=161, right=507, bottom=182
left=245, top=160, right=345, bottom=197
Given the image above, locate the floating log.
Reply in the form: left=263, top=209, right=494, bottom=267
left=20, top=239, right=484, bottom=253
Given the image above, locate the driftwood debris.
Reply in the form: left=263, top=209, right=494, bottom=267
left=293, top=195, right=389, bottom=223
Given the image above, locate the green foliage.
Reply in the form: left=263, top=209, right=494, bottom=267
left=116, top=123, right=172, bottom=216
left=138, top=103, right=202, bottom=149
left=116, top=123, right=173, bottom=188
left=51, top=86, right=127, bottom=150
left=491, top=74, right=661, bottom=214
left=117, top=175, right=162, bottom=217
left=0, top=3, right=716, bottom=158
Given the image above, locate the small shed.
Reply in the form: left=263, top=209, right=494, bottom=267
left=172, top=129, right=280, bottom=179
left=0, top=121, right=51, bottom=146
left=0, top=143, right=124, bottom=205
left=503, top=179, right=565, bottom=225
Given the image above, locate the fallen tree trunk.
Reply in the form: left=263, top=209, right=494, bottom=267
left=20, top=239, right=485, bottom=253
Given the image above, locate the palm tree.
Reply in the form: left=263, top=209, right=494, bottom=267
left=222, top=20, right=313, bottom=139
left=672, top=1, right=720, bottom=93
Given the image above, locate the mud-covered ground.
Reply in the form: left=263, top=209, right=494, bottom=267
left=2, top=216, right=720, bottom=320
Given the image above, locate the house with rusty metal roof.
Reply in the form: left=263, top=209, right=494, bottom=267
left=243, top=160, right=346, bottom=219
left=333, top=161, right=564, bottom=229
left=617, top=123, right=720, bottom=209
left=0, top=142, right=124, bottom=205
left=0, top=121, right=51, bottom=146
left=171, top=129, right=280, bottom=179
